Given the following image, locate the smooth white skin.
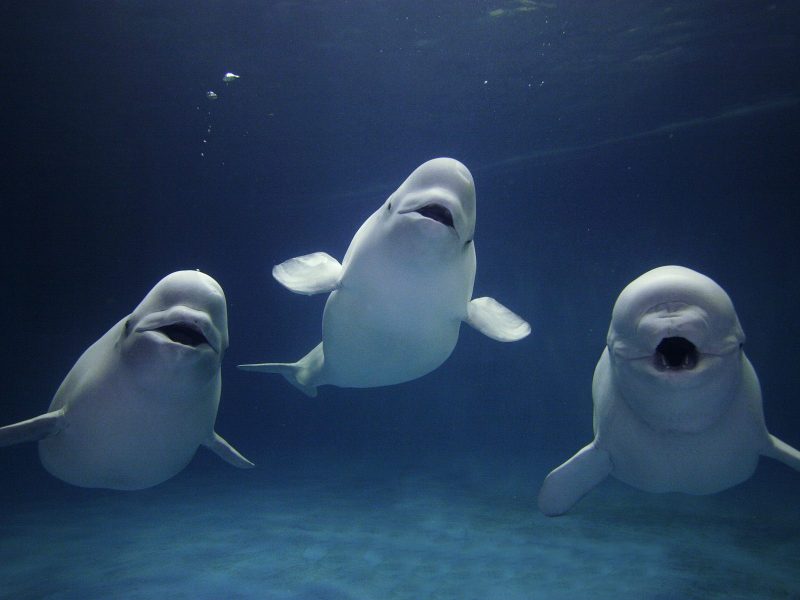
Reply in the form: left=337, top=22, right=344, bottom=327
left=38, top=271, right=231, bottom=490
left=539, top=266, right=797, bottom=516
left=592, top=346, right=766, bottom=494
left=319, top=157, right=478, bottom=388
left=597, top=266, right=768, bottom=493
left=605, top=266, right=746, bottom=435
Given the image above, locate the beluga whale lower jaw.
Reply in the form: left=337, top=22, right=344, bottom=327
left=239, top=157, right=530, bottom=396
left=0, top=270, right=254, bottom=490
left=538, top=265, right=800, bottom=516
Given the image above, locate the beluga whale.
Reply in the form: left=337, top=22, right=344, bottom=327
left=0, top=270, right=254, bottom=490
left=239, top=157, right=530, bottom=396
left=538, top=265, right=800, bottom=516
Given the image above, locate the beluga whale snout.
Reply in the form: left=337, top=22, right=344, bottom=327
left=0, top=270, right=254, bottom=490
left=239, top=157, right=530, bottom=396
left=392, top=158, right=474, bottom=240
left=538, top=266, right=800, bottom=516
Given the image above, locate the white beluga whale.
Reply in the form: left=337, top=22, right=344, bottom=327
left=0, top=270, right=254, bottom=490
left=538, top=266, right=800, bottom=516
left=239, top=157, right=530, bottom=396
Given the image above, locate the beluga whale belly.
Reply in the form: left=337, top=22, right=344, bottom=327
left=538, top=266, right=800, bottom=516
left=0, top=270, right=254, bottom=490
left=239, top=157, right=530, bottom=396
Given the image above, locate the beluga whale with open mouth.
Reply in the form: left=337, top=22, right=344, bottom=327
left=0, top=270, right=254, bottom=490
left=239, top=157, right=530, bottom=396
left=538, top=265, right=800, bottom=516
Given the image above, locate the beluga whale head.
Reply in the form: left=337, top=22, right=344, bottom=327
left=380, top=157, right=477, bottom=259
left=605, top=265, right=745, bottom=432
left=120, top=270, right=229, bottom=388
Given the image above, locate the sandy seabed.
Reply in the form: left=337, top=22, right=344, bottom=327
left=1, top=451, right=798, bottom=600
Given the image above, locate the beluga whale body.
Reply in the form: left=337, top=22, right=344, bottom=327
left=0, top=270, right=254, bottom=490
left=239, top=157, right=530, bottom=396
left=538, top=266, right=800, bottom=516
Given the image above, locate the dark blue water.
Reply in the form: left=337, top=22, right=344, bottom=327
left=2, top=2, right=799, bottom=598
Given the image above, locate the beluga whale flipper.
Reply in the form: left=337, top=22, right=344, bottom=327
left=538, top=266, right=800, bottom=516
left=239, top=157, right=530, bottom=396
left=0, top=270, right=254, bottom=490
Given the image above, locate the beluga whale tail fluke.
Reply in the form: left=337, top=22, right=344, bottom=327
left=0, top=270, right=254, bottom=490
left=238, top=157, right=530, bottom=394
left=538, top=265, right=800, bottom=516
left=0, top=408, right=66, bottom=447
left=239, top=343, right=324, bottom=397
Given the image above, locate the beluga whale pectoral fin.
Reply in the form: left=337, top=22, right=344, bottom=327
left=762, top=434, right=800, bottom=471
left=203, top=431, right=255, bottom=468
left=0, top=408, right=66, bottom=447
left=538, top=442, right=613, bottom=516
left=272, top=252, right=343, bottom=295
left=465, top=297, right=531, bottom=342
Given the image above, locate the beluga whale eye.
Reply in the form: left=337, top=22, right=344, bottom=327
left=654, top=337, right=699, bottom=371
left=415, top=204, right=454, bottom=228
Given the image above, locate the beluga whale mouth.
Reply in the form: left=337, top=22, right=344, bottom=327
left=415, top=204, right=454, bottom=228
left=154, top=323, right=210, bottom=348
left=654, top=336, right=699, bottom=371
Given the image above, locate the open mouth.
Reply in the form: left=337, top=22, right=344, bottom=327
left=415, top=204, right=454, bottom=228
left=654, top=336, right=699, bottom=371
left=154, top=323, right=210, bottom=348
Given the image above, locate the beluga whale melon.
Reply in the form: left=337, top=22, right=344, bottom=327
left=538, top=265, right=800, bottom=516
left=0, top=270, right=254, bottom=490
left=239, top=157, right=530, bottom=396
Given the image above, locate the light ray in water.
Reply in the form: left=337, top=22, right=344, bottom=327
left=481, top=96, right=800, bottom=171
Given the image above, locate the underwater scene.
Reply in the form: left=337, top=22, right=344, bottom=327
left=2, top=1, right=799, bottom=598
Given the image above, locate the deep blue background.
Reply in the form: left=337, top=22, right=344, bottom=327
left=1, top=1, right=799, bottom=487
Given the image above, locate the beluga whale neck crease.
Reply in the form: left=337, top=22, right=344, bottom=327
left=0, top=270, right=254, bottom=490
left=538, top=265, right=800, bottom=516
left=239, top=157, right=530, bottom=396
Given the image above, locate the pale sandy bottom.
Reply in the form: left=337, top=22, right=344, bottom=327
left=1, top=451, right=798, bottom=600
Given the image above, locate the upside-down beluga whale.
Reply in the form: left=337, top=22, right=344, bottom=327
left=0, top=270, right=254, bottom=490
left=239, top=157, right=530, bottom=396
left=538, top=265, right=800, bottom=516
